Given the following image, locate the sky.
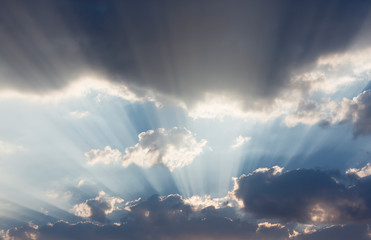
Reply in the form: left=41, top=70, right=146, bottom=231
left=1, top=0, right=371, bottom=239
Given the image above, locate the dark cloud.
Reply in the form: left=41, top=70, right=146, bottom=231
left=2, top=194, right=287, bottom=240
left=0, top=0, right=370, bottom=108
left=72, top=192, right=124, bottom=223
left=234, top=167, right=371, bottom=223
left=3, top=193, right=371, bottom=240
left=348, top=90, right=371, bottom=136
left=85, top=198, right=111, bottom=223
left=295, top=224, right=371, bottom=240
left=3, top=221, right=371, bottom=240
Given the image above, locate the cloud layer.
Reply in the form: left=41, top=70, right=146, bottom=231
left=1, top=0, right=370, bottom=109
left=3, top=192, right=371, bottom=240
left=234, top=166, right=371, bottom=224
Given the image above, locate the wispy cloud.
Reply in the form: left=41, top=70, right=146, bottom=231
left=231, top=136, right=251, bottom=149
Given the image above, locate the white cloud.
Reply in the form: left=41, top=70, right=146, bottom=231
left=68, top=110, right=89, bottom=119
left=73, top=191, right=124, bottom=219
left=281, top=45, right=371, bottom=128
left=283, top=89, right=371, bottom=130
left=251, top=166, right=284, bottom=175
left=85, top=146, right=122, bottom=166
left=186, top=45, right=371, bottom=128
left=346, top=163, right=371, bottom=178
left=187, top=92, right=293, bottom=122
left=122, top=127, right=207, bottom=171
left=183, top=195, right=233, bottom=211
left=257, top=222, right=285, bottom=232
left=73, top=202, right=92, bottom=218
left=0, top=73, right=158, bottom=104
left=231, top=135, right=251, bottom=149
left=0, top=140, right=23, bottom=154
left=317, top=46, right=371, bottom=75
left=283, top=99, right=334, bottom=127
left=85, top=127, right=207, bottom=171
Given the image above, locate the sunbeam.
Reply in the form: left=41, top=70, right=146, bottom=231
left=1, top=1, right=371, bottom=240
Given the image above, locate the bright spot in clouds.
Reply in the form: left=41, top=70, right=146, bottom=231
left=346, top=163, right=371, bottom=178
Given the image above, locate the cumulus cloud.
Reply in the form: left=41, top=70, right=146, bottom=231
left=85, top=146, right=122, bottom=166
left=338, top=90, right=371, bottom=136
left=4, top=183, right=371, bottom=240
left=86, top=127, right=207, bottom=171
left=1, top=194, right=288, bottom=240
left=347, top=163, right=371, bottom=178
left=231, top=136, right=251, bottom=149
left=283, top=89, right=371, bottom=135
left=4, top=220, right=369, bottom=240
left=123, top=127, right=207, bottom=171
left=233, top=166, right=371, bottom=224
left=4, top=193, right=370, bottom=240
left=73, top=191, right=124, bottom=223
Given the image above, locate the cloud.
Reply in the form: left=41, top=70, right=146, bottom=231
left=1, top=0, right=371, bottom=131
left=86, top=127, right=207, bottom=171
left=1, top=1, right=370, bottom=113
left=347, top=163, right=371, bottom=178
left=283, top=99, right=332, bottom=127
left=122, top=127, right=207, bottom=171
left=1, top=222, right=39, bottom=240
left=294, top=224, right=371, bottom=240
left=0, top=74, right=156, bottom=104
left=338, top=90, right=371, bottom=136
left=283, top=89, right=371, bottom=136
left=85, top=146, right=122, bottom=166
left=73, top=191, right=124, bottom=223
left=0, top=140, right=23, bottom=155
left=3, top=191, right=371, bottom=240
left=68, top=111, right=89, bottom=119
left=1, top=194, right=288, bottom=240
left=185, top=44, right=371, bottom=124
left=231, top=136, right=251, bottom=149
left=183, top=195, right=234, bottom=211
left=233, top=166, right=371, bottom=224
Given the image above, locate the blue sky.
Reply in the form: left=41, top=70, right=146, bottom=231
left=1, top=1, right=371, bottom=239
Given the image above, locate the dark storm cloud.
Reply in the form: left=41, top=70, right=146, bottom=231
left=234, top=167, right=371, bottom=224
left=0, top=0, right=87, bottom=93
left=0, top=0, right=370, bottom=107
